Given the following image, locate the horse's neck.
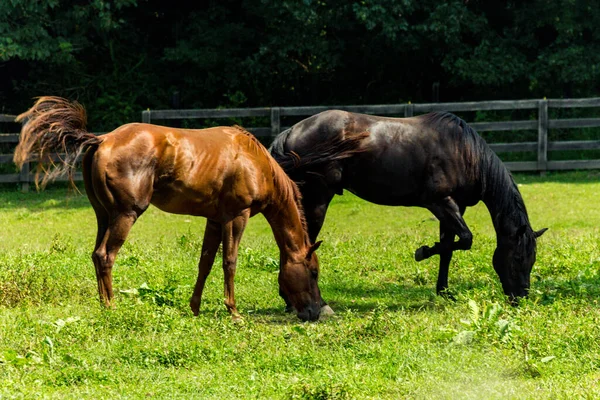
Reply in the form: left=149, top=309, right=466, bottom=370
left=482, top=161, right=530, bottom=237
left=263, top=195, right=309, bottom=263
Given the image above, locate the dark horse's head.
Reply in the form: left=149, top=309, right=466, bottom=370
left=493, top=226, right=547, bottom=300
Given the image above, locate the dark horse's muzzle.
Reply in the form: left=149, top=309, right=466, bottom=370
left=505, top=285, right=529, bottom=306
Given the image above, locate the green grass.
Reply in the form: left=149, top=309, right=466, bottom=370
left=1, top=171, right=600, bottom=399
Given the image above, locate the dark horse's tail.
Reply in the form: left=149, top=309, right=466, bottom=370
left=14, top=97, right=102, bottom=188
left=269, top=126, right=369, bottom=173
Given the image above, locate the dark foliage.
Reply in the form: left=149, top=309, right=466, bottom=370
left=1, top=0, right=599, bottom=131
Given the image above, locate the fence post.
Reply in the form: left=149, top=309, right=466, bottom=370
left=20, top=161, right=29, bottom=192
left=142, top=110, right=151, bottom=124
left=270, top=107, right=281, bottom=138
left=405, top=103, right=413, bottom=117
left=537, top=99, right=548, bottom=174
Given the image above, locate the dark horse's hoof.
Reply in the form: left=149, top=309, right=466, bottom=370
left=415, top=246, right=429, bottom=262
left=437, top=289, right=456, bottom=302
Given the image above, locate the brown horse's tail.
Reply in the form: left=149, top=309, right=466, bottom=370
left=14, top=96, right=102, bottom=188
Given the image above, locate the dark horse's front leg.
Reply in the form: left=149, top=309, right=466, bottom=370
left=414, top=197, right=470, bottom=299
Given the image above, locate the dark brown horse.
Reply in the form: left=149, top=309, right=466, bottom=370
left=270, top=110, right=547, bottom=308
left=14, top=97, right=323, bottom=321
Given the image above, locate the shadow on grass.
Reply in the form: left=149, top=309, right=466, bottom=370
left=0, top=183, right=91, bottom=210
left=244, top=278, right=496, bottom=322
left=321, top=279, right=490, bottom=313
left=63, top=273, right=600, bottom=325
left=533, top=274, right=600, bottom=306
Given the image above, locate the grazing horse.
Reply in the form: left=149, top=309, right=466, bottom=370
left=270, top=110, right=547, bottom=307
left=14, top=97, right=323, bottom=321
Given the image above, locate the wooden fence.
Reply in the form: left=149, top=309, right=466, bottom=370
left=3, top=97, right=600, bottom=191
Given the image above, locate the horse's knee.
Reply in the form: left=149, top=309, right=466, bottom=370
left=223, top=258, right=237, bottom=273
left=92, top=249, right=105, bottom=264
left=92, top=249, right=115, bottom=277
left=92, top=250, right=108, bottom=274
left=458, top=233, right=473, bottom=250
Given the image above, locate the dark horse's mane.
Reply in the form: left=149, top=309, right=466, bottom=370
left=421, top=112, right=532, bottom=231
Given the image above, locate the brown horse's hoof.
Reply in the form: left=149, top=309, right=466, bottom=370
left=190, top=298, right=201, bottom=316
left=415, top=246, right=429, bottom=262
left=319, top=305, right=335, bottom=320
left=231, top=313, right=244, bottom=323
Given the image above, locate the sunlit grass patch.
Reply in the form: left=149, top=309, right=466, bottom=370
left=1, top=172, right=599, bottom=398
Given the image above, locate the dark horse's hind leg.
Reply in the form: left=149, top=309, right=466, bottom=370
left=415, top=197, right=471, bottom=297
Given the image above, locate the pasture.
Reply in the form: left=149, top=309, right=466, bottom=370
left=0, top=171, right=599, bottom=399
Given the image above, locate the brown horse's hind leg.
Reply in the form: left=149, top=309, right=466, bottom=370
left=92, top=211, right=139, bottom=306
left=190, top=220, right=222, bottom=316
left=90, top=206, right=110, bottom=304
left=221, top=211, right=250, bottom=321
left=82, top=149, right=112, bottom=306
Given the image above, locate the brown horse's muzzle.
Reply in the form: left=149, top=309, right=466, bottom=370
left=297, top=303, right=321, bottom=321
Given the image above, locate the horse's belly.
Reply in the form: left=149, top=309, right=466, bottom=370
left=151, top=188, right=218, bottom=218
left=151, top=178, right=260, bottom=220
left=344, top=163, right=423, bottom=206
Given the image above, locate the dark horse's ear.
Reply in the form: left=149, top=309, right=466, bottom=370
left=534, top=228, right=548, bottom=238
left=306, top=241, right=323, bottom=260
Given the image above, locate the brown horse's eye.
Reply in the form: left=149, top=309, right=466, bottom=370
left=311, top=270, right=318, bottom=279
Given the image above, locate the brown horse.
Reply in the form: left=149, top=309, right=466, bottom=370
left=14, top=97, right=323, bottom=321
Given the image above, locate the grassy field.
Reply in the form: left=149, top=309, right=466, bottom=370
left=1, top=171, right=599, bottom=399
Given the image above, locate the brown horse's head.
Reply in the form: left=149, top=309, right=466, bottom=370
left=278, top=241, right=322, bottom=321
left=493, top=226, right=547, bottom=301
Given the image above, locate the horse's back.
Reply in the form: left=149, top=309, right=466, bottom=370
left=283, top=111, right=484, bottom=206
left=90, top=124, right=275, bottom=219
left=350, top=114, right=484, bottom=204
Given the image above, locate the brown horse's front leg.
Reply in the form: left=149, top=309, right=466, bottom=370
left=190, top=220, right=222, bottom=316
left=221, top=211, right=249, bottom=321
left=92, top=254, right=114, bottom=306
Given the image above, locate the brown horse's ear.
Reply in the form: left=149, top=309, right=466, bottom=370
left=306, top=241, right=323, bottom=260
left=534, top=228, right=548, bottom=238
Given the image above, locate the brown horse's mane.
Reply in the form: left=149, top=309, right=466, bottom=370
left=231, top=125, right=309, bottom=238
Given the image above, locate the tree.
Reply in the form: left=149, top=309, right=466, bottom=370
left=1, top=0, right=598, bottom=128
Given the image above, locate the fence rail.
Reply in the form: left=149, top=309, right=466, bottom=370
left=0, top=114, right=16, bottom=123
left=3, top=98, right=600, bottom=191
